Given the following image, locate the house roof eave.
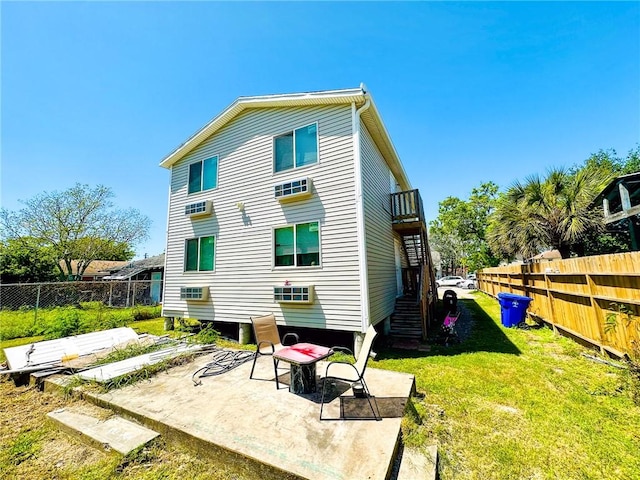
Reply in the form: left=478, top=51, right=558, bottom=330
left=158, top=87, right=411, bottom=187
left=159, top=87, right=366, bottom=169
left=359, top=95, right=411, bottom=190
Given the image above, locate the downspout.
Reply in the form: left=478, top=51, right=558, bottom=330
left=352, top=98, right=371, bottom=333
left=161, top=179, right=172, bottom=318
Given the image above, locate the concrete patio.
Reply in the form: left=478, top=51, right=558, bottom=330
left=46, top=350, right=419, bottom=480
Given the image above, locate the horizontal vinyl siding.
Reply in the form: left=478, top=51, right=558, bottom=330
left=163, top=105, right=362, bottom=332
left=360, top=120, right=397, bottom=326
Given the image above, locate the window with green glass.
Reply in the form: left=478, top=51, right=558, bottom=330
left=185, top=236, right=215, bottom=272
left=274, top=124, right=317, bottom=173
left=274, top=222, right=319, bottom=267
left=295, top=222, right=320, bottom=266
left=185, top=239, right=199, bottom=271
left=274, top=133, right=293, bottom=173
left=188, top=156, right=218, bottom=194
left=274, top=227, right=294, bottom=266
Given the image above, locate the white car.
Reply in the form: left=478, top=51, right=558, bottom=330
left=456, top=279, right=477, bottom=289
left=436, top=276, right=464, bottom=287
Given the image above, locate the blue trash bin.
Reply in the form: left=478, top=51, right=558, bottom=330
left=497, top=293, right=533, bottom=327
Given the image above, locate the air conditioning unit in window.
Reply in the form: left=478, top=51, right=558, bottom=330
left=273, top=285, right=314, bottom=304
left=274, top=177, right=312, bottom=202
left=185, top=200, right=213, bottom=218
left=180, top=286, right=209, bottom=301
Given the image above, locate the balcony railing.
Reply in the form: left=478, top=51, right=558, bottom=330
left=391, top=189, right=425, bottom=225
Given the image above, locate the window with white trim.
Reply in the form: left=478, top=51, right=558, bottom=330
left=188, top=156, right=218, bottom=194
left=274, top=222, right=320, bottom=267
left=185, top=236, right=215, bottom=272
left=274, top=124, right=318, bottom=173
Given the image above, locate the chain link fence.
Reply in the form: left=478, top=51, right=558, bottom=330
left=0, top=280, right=161, bottom=312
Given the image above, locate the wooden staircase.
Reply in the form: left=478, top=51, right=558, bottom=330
left=390, top=189, right=437, bottom=340
left=401, top=233, right=426, bottom=267
left=389, top=296, right=423, bottom=339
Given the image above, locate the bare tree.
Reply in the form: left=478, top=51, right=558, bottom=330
left=0, top=184, right=151, bottom=279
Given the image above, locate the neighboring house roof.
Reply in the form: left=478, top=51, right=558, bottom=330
left=103, top=253, right=165, bottom=280
left=594, top=171, right=640, bottom=201
left=592, top=171, right=640, bottom=225
left=530, top=250, right=562, bottom=262
left=158, top=85, right=412, bottom=190
left=64, top=260, right=130, bottom=278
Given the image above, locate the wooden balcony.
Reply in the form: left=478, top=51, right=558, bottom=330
left=391, top=189, right=426, bottom=235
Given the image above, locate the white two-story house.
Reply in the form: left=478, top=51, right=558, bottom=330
left=159, top=86, right=435, bottom=350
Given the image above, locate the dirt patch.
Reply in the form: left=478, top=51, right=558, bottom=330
left=36, top=433, right=106, bottom=471
left=494, top=404, right=521, bottom=415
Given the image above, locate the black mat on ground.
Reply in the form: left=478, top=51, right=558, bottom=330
left=339, top=396, right=407, bottom=419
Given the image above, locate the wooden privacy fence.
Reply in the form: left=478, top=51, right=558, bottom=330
left=478, top=252, right=640, bottom=358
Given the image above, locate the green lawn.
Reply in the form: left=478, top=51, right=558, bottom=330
left=0, top=303, right=163, bottom=341
left=376, top=292, right=640, bottom=479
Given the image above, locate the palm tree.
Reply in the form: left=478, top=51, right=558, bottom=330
left=488, top=167, right=612, bottom=259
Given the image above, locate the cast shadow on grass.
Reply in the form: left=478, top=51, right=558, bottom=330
left=378, top=297, right=522, bottom=360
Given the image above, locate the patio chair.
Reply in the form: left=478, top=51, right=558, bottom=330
left=248, top=313, right=299, bottom=389
left=319, top=324, right=380, bottom=421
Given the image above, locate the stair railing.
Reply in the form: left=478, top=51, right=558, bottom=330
left=391, top=189, right=425, bottom=224
left=418, top=264, right=429, bottom=340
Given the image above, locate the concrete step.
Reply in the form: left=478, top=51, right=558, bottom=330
left=47, top=407, right=160, bottom=456
left=397, top=445, right=437, bottom=480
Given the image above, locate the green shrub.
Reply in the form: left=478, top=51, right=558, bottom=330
left=44, top=308, right=83, bottom=339
left=0, top=325, right=28, bottom=341
left=132, top=306, right=162, bottom=321
left=96, top=312, right=129, bottom=330
left=176, top=318, right=201, bottom=333
left=193, top=324, right=219, bottom=344
left=0, top=304, right=164, bottom=343
left=79, top=301, right=104, bottom=310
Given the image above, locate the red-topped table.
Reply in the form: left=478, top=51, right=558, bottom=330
left=273, top=343, right=333, bottom=394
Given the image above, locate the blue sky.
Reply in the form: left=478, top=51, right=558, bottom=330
left=2, top=2, right=639, bottom=258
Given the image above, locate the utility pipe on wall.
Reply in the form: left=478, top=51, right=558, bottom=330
left=352, top=97, right=371, bottom=339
